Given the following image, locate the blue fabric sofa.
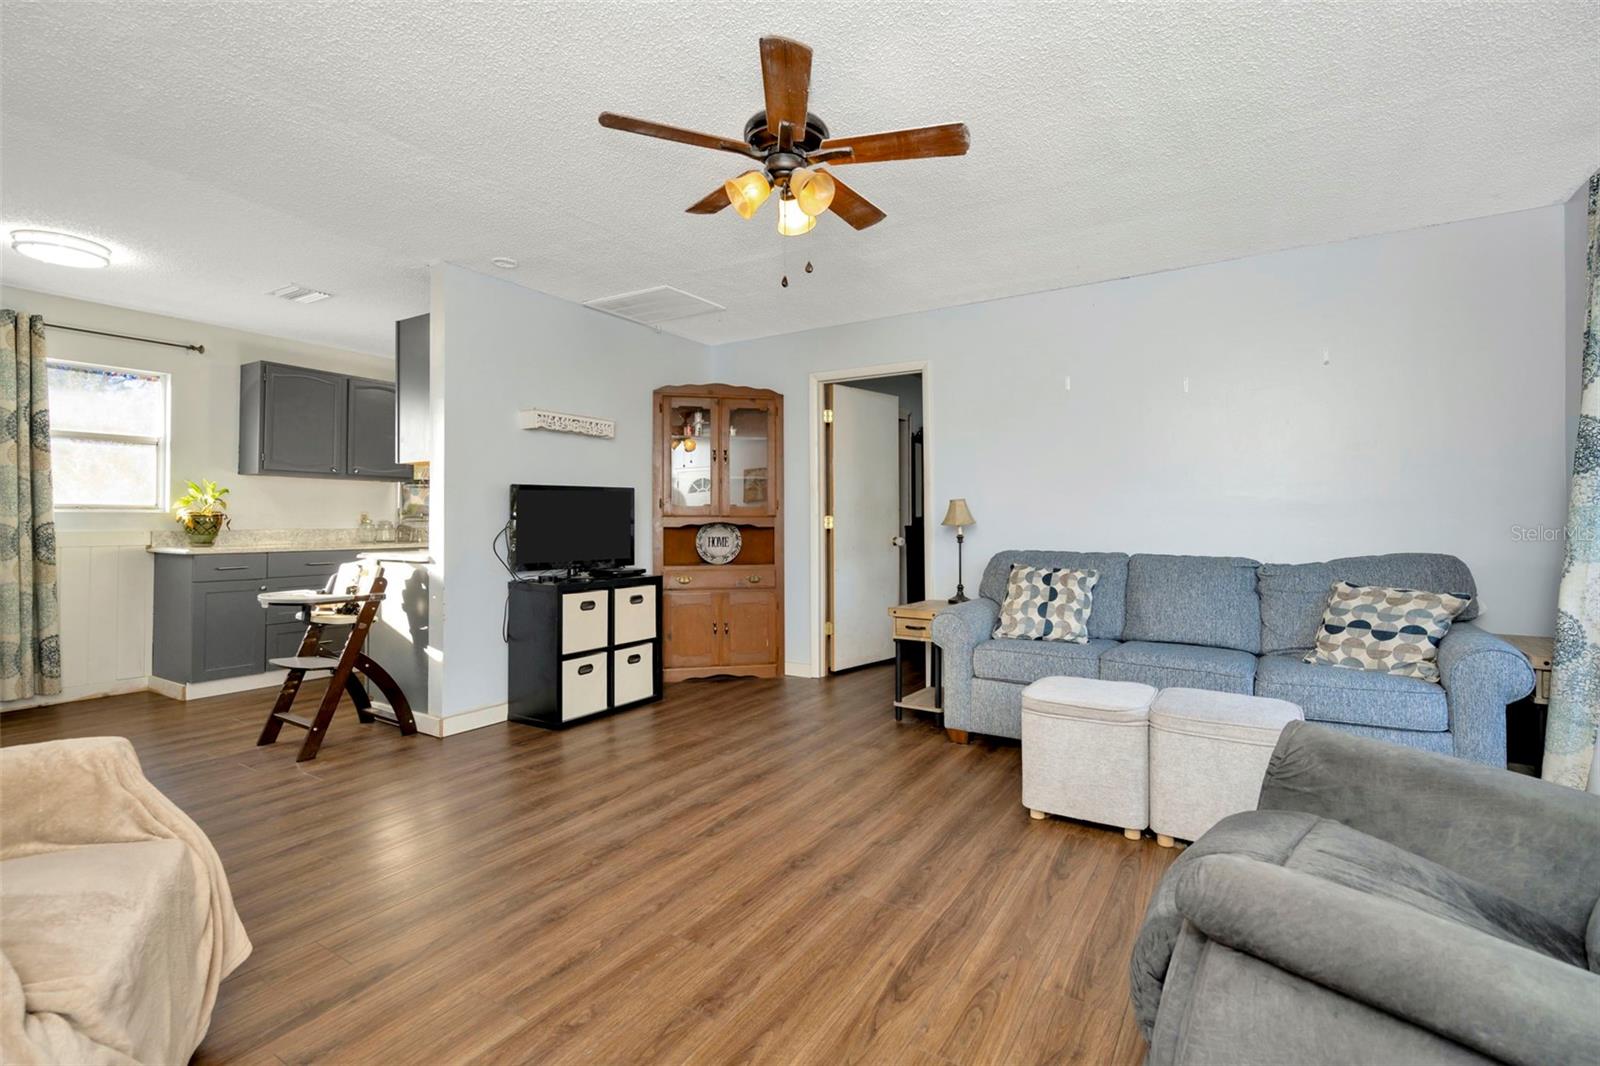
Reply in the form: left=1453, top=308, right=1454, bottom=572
left=930, top=551, right=1535, bottom=765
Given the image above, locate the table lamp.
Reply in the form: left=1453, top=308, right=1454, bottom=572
left=941, top=498, right=975, bottom=603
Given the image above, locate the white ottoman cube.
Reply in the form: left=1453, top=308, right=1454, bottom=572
left=1149, top=687, right=1304, bottom=847
left=1021, top=676, right=1158, bottom=839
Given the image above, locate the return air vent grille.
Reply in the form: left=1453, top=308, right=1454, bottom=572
left=584, top=285, right=723, bottom=326
left=268, top=284, right=333, bottom=304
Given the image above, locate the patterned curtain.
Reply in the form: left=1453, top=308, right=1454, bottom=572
left=1544, top=173, right=1600, bottom=791
left=0, top=311, right=61, bottom=701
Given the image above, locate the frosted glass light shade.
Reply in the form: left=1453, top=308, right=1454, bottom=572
left=776, top=194, right=815, bottom=236
left=723, top=171, right=771, bottom=220
left=791, top=167, right=836, bottom=217
left=10, top=229, right=110, bottom=268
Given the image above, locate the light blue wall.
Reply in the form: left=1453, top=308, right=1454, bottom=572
left=429, top=264, right=710, bottom=717
left=712, top=205, right=1573, bottom=666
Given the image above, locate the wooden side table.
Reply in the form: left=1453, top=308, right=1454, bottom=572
left=888, top=599, right=947, bottom=720
left=1501, top=634, right=1553, bottom=705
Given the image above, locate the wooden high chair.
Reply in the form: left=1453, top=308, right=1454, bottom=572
left=255, top=560, right=417, bottom=761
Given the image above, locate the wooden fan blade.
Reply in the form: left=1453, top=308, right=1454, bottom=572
left=686, top=185, right=732, bottom=215
left=760, top=36, right=812, bottom=136
left=598, top=112, right=759, bottom=159
left=825, top=172, right=886, bottom=230
left=818, top=123, right=970, bottom=165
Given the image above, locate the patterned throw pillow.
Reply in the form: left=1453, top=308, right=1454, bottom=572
left=1305, top=582, right=1473, bottom=683
left=994, top=565, right=1098, bottom=643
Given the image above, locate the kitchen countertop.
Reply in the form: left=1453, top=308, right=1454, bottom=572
left=148, top=541, right=427, bottom=556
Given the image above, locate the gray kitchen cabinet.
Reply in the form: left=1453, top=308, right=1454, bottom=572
left=346, top=377, right=411, bottom=479
left=238, top=361, right=406, bottom=481
left=153, top=550, right=360, bottom=686
left=395, top=313, right=429, bottom=463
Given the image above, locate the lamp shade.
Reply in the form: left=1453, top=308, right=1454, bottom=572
left=776, top=193, right=815, bottom=236
left=941, top=498, right=975, bottom=528
left=724, top=171, right=772, bottom=220
left=790, top=167, right=836, bottom=217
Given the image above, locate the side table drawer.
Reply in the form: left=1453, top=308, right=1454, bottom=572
left=893, top=616, right=935, bottom=641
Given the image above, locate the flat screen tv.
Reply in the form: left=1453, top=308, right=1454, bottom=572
left=509, top=484, right=634, bottom=572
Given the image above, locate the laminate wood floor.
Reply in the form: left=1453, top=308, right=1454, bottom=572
left=0, top=666, right=1177, bottom=1065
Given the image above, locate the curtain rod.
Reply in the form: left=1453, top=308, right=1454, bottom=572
left=48, top=322, right=205, bottom=355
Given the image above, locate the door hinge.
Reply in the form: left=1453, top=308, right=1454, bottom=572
left=824, top=621, right=834, bottom=636
left=822, top=408, right=833, bottom=423
left=823, top=515, right=834, bottom=530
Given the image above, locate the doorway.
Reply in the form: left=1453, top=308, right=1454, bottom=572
left=818, top=368, right=929, bottom=675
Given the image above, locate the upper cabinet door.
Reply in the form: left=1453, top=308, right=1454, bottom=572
left=395, top=314, right=430, bottom=464
left=661, top=396, right=719, bottom=516
left=259, top=364, right=347, bottom=475
left=719, top=398, right=778, bottom=516
left=346, top=378, right=410, bottom=480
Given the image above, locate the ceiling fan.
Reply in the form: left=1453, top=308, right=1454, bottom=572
left=598, top=35, right=970, bottom=235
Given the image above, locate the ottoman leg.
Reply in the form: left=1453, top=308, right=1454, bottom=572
left=1030, top=809, right=1046, bottom=821
left=1123, top=828, right=1143, bottom=841
left=1156, top=834, right=1175, bottom=848
left=946, top=728, right=971, bottom=744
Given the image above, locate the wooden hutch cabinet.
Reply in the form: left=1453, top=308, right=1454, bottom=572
left=653, top=384, right=783, bottom=682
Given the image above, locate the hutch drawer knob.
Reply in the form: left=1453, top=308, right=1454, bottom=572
left=676, top=576, right=692, bottom=585
left=747, top=575, right=762, bottom=583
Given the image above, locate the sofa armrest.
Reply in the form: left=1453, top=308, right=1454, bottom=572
left=930, top=599, right=1000, bottom=733
left=1258, top=722, right=1600, bottom=934
left=1174, top=854, right=1600, bottom=1066
left=1437, top=621, right=1535, bottom=764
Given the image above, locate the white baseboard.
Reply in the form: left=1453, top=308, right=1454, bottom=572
left=785, top=660, right=819, bottom=679
left=0, top=676, right=150, bottom=713
left=412, top=701, right=508, bottom=738
left=149, top=671, right=287, bottom=702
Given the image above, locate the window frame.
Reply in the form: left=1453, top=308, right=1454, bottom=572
left=46, top=357, right=172, bottom=513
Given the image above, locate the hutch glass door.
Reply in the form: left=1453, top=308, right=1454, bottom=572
left=663, top=397, right=717, bottom=516
left=720, top=399, right=777, bottom=516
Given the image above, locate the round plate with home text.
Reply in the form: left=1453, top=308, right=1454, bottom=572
left=695, top=522, right=742, bottom=565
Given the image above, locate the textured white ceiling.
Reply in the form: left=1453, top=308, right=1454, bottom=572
left=2, top=1, right=1597, bottom=355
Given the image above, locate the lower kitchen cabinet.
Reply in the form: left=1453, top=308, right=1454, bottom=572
left=153, top=550, right=360, bottom=686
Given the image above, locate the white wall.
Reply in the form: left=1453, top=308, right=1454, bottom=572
left=429, top=264, right=710, bottom=718
left=712, top=205, right=1575, bottom=669
left=0, top=287, right=403, bottom=710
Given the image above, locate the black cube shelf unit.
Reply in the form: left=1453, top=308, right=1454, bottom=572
left=506, top=574, right=663, bottom=728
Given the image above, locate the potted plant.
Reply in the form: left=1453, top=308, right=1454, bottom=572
left=173, top=479, right=231, bottom=546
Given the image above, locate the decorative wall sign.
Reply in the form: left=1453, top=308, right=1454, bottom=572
left=517, top=408, right=616, bottom=438
left=695, top=522, right=742, bottom=565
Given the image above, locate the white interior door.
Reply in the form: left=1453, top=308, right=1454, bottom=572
left=830, top=383, right=902, bottom=671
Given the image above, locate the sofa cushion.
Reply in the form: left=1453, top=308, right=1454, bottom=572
left=1328, top=553, right=1479, bottom=622
left=1100, top=641, right=1257, bottom=695
left=994, top=564, right=1098, bottom=642
left=1123, top=555, right=1262, bottom=654
left=1305, top=582, right=1472, bottom=684
left=980, top=551, right=1130, bottom=640
left=1255, top=652, right=1448, bottom=731
left=1, top=839, right=206, bottom=1065
left=973, top=637, right=1117, bottom=685
left=1257, top=561, right=1336, bottom=655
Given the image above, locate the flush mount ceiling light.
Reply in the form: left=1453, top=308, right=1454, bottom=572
left=9, top=229, right=111, bottom=268
left=491, top=256, right=519, bottom=269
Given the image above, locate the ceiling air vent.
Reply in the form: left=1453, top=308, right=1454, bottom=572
left=268, top=283, right=333, bottom=304
left=584, top=285, right=723, bottom=326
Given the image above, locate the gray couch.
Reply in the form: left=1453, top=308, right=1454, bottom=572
left=931, top=550, right=1535, bottom=765
left=1131, top=722, right=1600, bottom=1066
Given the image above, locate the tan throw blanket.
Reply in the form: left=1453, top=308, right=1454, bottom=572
left=0, top=737, right=251, bottom=1064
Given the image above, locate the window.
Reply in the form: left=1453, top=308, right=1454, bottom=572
left=47, top=360, right=170, bottom=510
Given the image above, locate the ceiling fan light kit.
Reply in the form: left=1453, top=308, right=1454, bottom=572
left=599, top=36, right=969, bottom=235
